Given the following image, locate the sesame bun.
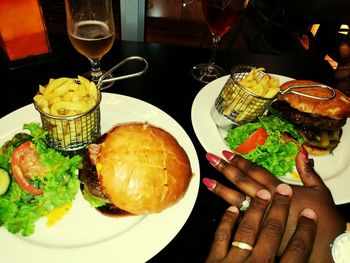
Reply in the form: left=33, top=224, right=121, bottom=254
left=96, top=123, right=192, bottom=215
left=278, top=80, right=350, bottom=120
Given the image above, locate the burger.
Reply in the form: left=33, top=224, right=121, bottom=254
left=270, top=80, right=350, bottom=155
left=79, top=123, right=192, bottom=215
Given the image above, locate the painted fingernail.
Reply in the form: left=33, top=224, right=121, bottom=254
left=227, top=205, right=239, bottom=214
left=300, top=208, right=317, bottom=221
left=301, top=146, right=309, bottom=163
left=202, top=177, right=217, bottom=191
left=255, top=189, right=271, bottom=201
left=206, top=152, right=221, bottom=167
left=276, top=183, right=292, bottom=197
left=222, top=150, right=235, bottom=161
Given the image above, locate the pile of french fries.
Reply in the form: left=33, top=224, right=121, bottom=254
left=34, top=76, right=99, bottom=148
left=219, top=67, right=280, bottom=122
left=238, top=67, right=279, bottom=98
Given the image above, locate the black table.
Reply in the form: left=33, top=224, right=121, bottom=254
left=1, top=37, right=349, bottom=263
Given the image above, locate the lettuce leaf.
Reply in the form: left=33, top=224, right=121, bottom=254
left=225, top=115, right=304, bottom=177
left=0, top=123, right=82, bottom=236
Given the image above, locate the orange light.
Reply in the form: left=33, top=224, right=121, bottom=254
left=0, top=0, right=50, bottom=61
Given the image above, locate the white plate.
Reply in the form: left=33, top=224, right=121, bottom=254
left=0, top=92, right=200, bottom=263
left=191, top=75, right=350, bottom=205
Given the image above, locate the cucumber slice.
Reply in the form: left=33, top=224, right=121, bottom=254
left=0, top=168, right=10, bottom=195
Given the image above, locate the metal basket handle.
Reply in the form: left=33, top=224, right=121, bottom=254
left=97, top=56, right=149, bottom=90
left=279, top=84, right=336, bottom=101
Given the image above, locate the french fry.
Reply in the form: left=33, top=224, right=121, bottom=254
left=34, top=76, right=99, bottom=147
left=238, top=67, right=279, bottom=98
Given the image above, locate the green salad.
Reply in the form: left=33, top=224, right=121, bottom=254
left=0, top=123, right=82, bottom=236
left=225, top=115, right=304, bottom=177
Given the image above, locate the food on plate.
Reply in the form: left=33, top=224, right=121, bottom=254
left=0, top=168, right=10, bottom=195
left=0, top=123, right=82, bottom=236
left=270, top=80, right=350, bottom=155
left=237, top=67, right=280, bottom=98
left=225, top=115, right=303, bottom=177
left=80, top=123, right=193, bottom=215
left=33, top=76, right=100, bottom=148
left=33, top=75, right=98, bottom=116
left=218, top=67, right=279, bottom=123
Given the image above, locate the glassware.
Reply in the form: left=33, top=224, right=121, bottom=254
left=191, top=0, right=244, bottom=83
left=65, top=0, right=115, bottom=85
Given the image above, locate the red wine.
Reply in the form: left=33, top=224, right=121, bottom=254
left=202, top=0, right=244, bottom=37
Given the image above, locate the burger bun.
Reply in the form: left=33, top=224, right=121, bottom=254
left=96, top=123, right=193, bottom=215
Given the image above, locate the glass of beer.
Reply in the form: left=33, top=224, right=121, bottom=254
left=65, top=0, right=115, bottom=85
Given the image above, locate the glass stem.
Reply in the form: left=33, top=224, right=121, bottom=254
left=208, top=35, right=222, bottom=67
left=89, top=59, right=103, bottom=82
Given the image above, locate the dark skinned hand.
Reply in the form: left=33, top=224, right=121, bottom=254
left=206, top=183, right=318, bottom=263
left=203, top=148, right=346, bottom=263
left=334, top=42, right=350, bottom=97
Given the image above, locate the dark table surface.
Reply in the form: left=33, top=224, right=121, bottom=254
left=1, top=36, right=349, bottom=263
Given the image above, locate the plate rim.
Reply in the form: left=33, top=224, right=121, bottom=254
left=191, top=74, right=350, bottom=205
left=0, top=92, right=200, bottom=263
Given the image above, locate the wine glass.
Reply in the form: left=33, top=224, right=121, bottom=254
left=191, top=0, right=245, bottom=83
left=65, top=0, right=115, bottom=85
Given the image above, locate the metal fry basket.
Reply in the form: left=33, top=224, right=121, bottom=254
left=211, top=65, right=274, bottom=129
left=36, top=92, right=102, bottom=152
left=35, top=56, right=149, bottom=152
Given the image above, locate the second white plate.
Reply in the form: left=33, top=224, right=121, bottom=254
left=191, top=75, right=350, bottom=205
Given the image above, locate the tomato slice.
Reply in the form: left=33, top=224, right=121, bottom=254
left=11, top=141, right=43, bottom=195
left=235, top=127, right=268, bottom=154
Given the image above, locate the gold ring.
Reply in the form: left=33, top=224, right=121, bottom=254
left=232, top=241, right=253, bottom=251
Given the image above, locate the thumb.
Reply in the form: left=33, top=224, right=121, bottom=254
left=295, top=147, right=326, bottom=188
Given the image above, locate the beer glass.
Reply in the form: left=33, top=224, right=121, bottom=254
left=65, top=0, right=115, bottom=83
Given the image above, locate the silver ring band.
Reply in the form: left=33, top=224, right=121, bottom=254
left=240, top=196, right=251, bottom=212
left=232, top=241, right=253, bottom=251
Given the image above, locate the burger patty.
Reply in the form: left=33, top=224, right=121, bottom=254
left=271, top=100, right=346, bottom=131
left=80, top=148, right=107, bottom=200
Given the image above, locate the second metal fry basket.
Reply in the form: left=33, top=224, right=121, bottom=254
left=35, top=56, right=149, bottom=152
left=211, top=65, right=274, bottom=129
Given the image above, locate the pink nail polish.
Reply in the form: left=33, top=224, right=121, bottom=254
left=227, top=206, right=239, bottom=214
left=206, top=152, right=221, bottom=167
left=202, top=178, right=217, bottom=191
left=276, top=183, right=292, bottom=197
left=301, top=147, right=309, bottom=163
left=222, top=150, right=235, bottom=161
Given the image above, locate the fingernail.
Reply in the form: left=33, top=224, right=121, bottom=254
left=202, top=177, right=217, bottom=191
left=301, top=146, right=309, bottom=163
left=276, top=183, right=292, bottom=197
left=222, top=150, right=235, bottom=161
left=300, top=208, right=317, bottom=221
left=255, top=189, right=271, bottom=201
left=206, top=152, right=221, bottom=167
left=227, top=205, right=239, bottom=214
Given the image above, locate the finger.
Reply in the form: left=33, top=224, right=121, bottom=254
left=202, top=177, right=247, bottom=208
left=228, top=189, right=271, bottom=259
left=280, top=208, right=317, bottom=263
left=222, top=150, right=280, bottom=188
left=252, top=184, right=292, bottom=260
left=206, top=206, right=240, bottom=263
left=206, top=152, right=265, bottom=197
left=339, top=42, right=350, bottom=62
left=334, top=66, right=350, bottom=80
left=295, top=147, right=327, bottom=188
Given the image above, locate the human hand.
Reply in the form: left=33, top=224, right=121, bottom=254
left=334, top=42, right=350, bottom=97
left=206, top=184, right=317, bottom=263
left=203, top=148, right=346, bottom=262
